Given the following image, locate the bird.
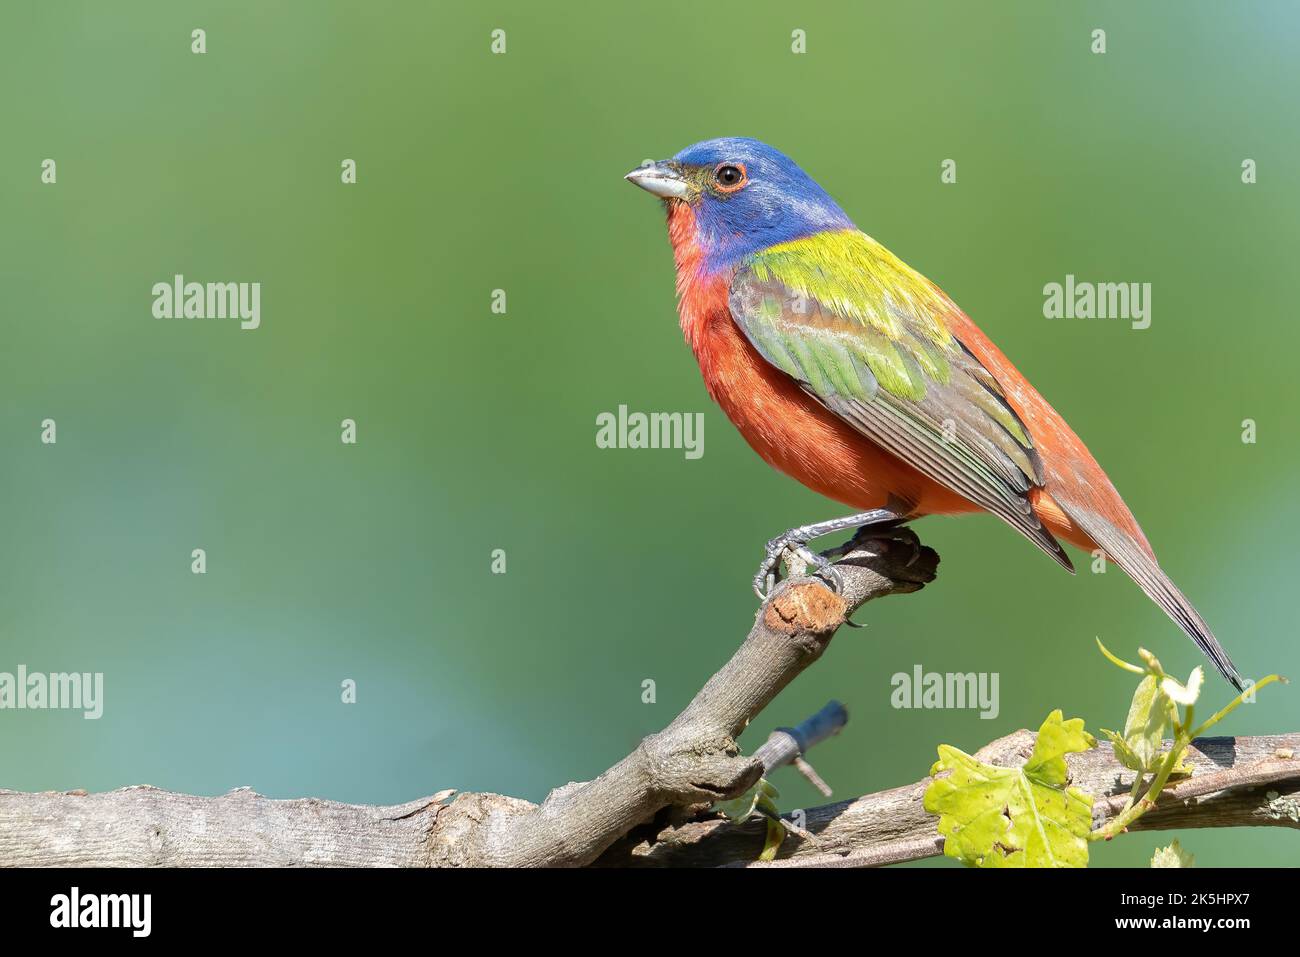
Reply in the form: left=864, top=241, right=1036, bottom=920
left=625, top=137, right=1245, bottom=690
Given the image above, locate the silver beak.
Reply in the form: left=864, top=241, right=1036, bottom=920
left=625, top=161, right=690, bottom=199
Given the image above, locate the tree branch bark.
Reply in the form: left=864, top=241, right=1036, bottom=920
left=1, top=528, right=1294, bottom=867
left=600, top=730, right=1300, bottom=867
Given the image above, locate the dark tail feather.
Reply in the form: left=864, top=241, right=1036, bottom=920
left=1063, top=506, right=1245, bottom=691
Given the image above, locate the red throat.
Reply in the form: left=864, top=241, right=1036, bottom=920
left=664, top=201, right=723, bottom=357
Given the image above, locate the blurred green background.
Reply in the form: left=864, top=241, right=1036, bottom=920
left=1, top=1, right=1296, bottom=867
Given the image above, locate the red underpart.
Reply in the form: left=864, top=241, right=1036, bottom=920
left=664, top=200, right=1153, bottom=558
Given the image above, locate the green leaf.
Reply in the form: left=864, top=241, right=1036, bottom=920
left=924, top=710, right=1097, bottom=868
left=1151, top=839, right=1195, bottom=868
left=716, top=778, right=779, bottom=824
left=1099, top=730, right=1142, bottom=772
left=718, top=780, right=789, bottom=862
left=1101, top=674, right=1169, bottom=772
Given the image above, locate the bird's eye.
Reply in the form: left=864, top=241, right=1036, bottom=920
left=713, top=163, right=747, bottom=192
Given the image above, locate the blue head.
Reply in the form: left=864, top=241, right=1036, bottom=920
left=626, top=137, right=854, bottom=272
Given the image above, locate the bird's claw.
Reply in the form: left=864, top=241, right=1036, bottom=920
left=752, top=534, right=841, bottom=600
left=753, top=517, right=924, bottom=601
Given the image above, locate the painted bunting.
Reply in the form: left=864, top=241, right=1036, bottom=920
left=627, top=137, right=1244, bottom=690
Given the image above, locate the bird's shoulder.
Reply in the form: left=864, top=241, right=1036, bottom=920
left=734, top=229, right=958, bottom=350
left=728, top=229, right=967, bottom=403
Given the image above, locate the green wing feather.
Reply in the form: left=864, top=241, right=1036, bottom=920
left=729, top=229, right=1072, bottom=571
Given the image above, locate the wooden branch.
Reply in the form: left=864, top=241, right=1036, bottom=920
left=0, top=787, right=455, bottom=868
left=598, top=731, right=1300, bottom=867
left=431, top=529, right=938, bottom=867
left=0, top=529, right=935, bottom=868
left=2, top=527, right=1294, bottom=867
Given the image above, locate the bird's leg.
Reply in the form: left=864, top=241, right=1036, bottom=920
left=753, top=506, right=911, bottom=599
